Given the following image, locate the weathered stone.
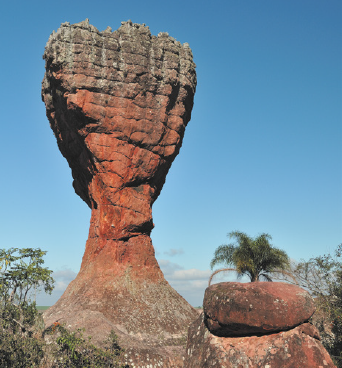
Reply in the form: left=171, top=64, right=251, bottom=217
left=185, top=313, right=336, bottom=368
left=186, top=282, right=335, bottom=367
left=42, top=19, right=197, bottom=367
left=204, top=282, right=315, bottom=337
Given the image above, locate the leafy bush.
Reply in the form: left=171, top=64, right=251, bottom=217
left=0, top=248, right=52, bottom=367
left=279, top=244, right=342, bottom=367
left=0, top=248, right=127, bottom=367
left=44, top=324, right=127, bottom=368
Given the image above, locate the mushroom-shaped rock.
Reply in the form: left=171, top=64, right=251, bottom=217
left=204, top=282, right=315, bottom=337
left=42, top=19, right=197, bottom=367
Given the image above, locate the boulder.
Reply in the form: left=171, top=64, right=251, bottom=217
left=204, top=282, right=315, bottom=336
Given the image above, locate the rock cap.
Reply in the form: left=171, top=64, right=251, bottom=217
left=204, top=281, right=315, bottom=337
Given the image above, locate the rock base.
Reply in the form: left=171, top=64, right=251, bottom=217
left=44, top=277, right=197, bottom=367
left=185, top=313, right=336, bottom=368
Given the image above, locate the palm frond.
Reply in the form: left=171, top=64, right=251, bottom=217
left=208, top=268, right=237, bottom=286
left=210, top=245, right=235, bottom=269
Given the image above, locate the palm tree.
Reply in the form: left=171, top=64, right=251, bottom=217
left=209, top=231, right=294, bottom=286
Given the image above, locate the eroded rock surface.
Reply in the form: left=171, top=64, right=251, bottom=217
left=42, top=19, right=197, bottom=367
left=204, top=282, right=315, bottom=337
left=185, top=314, right=335, bottom=368
left=185, top=282, right=336, bottom=368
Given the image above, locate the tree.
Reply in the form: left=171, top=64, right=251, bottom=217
left=0, top=247, right=128, bottom=367
left=277, top=245, right=342, bottom=366
left=0, top=247, right=54, bottom=367
left=0, top=248, right=54, bottom=306
left=209, top=231, right=291, bottom=285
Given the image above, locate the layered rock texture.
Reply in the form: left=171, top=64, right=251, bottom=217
left=185, top=282, right=336, bottom=367
left=42, top=19, right=197, bottom=367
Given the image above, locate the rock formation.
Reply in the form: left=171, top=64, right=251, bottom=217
left=42, top=19, right=197, bottom=367
left=204, top=282, right=316, bottom=337
left=185, top=282, right=336, bottom=367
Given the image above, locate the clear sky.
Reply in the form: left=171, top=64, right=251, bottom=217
left=0, top=0, right=341, bottom=307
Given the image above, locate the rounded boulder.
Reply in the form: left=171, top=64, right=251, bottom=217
left=203, top=282, right=315, bottom=337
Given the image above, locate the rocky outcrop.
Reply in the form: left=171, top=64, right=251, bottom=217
left=42, top=19, right=197, bottom=367
left=186, top=316, right=335, bottom=367
left=185, top=282, right=336, bottom=367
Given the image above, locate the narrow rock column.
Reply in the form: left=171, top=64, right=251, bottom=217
left=42, top=19, right=197, bottom=367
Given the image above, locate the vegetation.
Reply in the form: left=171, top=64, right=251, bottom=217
left=279, top=244, right=342, bottom=367
left=36, top=306, right=50, bottom=311
left=44, top=324, right=127, bottom=368
left=0, top=247, right=127, bottom=368
left=209, top=231, right=291, bottom=285
left=0, top=248, right=53, bottom=367
left=0, top=248, right=54, bottom=305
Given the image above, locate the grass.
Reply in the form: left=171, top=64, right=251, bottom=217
left=36, top=306, right=50, bottom=311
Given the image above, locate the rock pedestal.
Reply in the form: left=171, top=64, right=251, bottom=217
left=185, top=282, right=336, bottom=367
left=42, top=19, right=197, bottom=367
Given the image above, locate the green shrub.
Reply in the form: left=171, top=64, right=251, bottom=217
left=44, top=323, right=127, bottom=368
left=0, top=248, right=127, bottom=367
left=283, top=244, right=342, bottom=367
left=0, top=248, right=52, bottom=367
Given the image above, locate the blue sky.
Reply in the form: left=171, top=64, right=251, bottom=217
left=0, top=0, right=341, bottom=307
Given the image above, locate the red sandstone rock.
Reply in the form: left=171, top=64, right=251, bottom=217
left=41, top=19, right=197, bottom=367
left=204, top=282, right=315, bottom=337
left=185, top=313, right=336, bottom=368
